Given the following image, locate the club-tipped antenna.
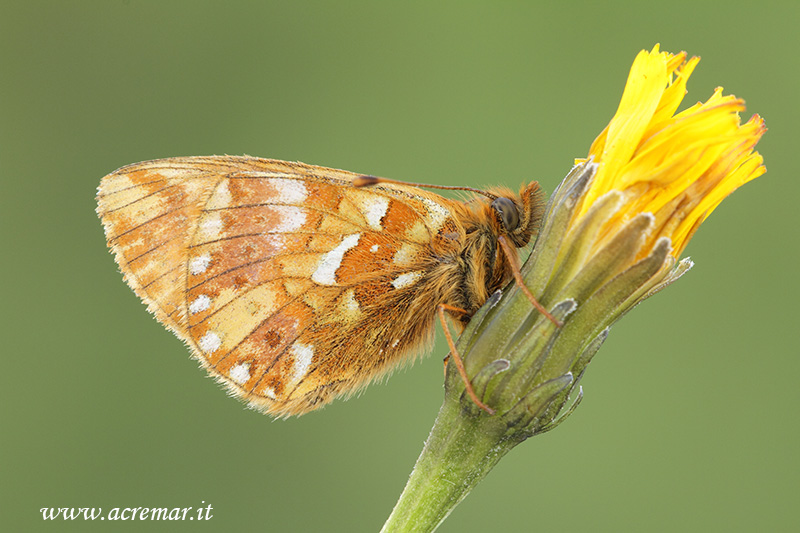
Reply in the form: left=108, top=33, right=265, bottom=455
left=352, top=175, right=498, bottom=200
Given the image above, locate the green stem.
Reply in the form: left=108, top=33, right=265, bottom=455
left=380, top=398, right=517, bottom=533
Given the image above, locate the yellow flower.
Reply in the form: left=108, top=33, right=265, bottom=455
left=576, top=44, right=766, bottom=259
left=381, top=46, right=769, bottom=533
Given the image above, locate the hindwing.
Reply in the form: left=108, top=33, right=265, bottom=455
left=97, top=156, right=465, bottom=415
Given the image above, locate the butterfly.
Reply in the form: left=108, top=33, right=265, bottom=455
left=96, top=156, right=548, bottom=417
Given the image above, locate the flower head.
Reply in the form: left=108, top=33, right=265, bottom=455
left=452, top=45, right=767, bottom=433
left=576, top=44, right=766, bottom=259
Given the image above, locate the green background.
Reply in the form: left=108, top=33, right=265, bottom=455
left=2, top=2, right=797, bottom=531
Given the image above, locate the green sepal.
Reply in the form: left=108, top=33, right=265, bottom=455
left=540, top=234, right=671, bottom=380
left=458, top=359, right=510, bottom=417
left=553, top=212, right=655, bottom=306
left=522, top=162, right=597, bottom=296
left=503, top=372, right=575, bottom=440
left=542, top=190, right=622, bottom=302
left=488, top=298, right=577, bottom=413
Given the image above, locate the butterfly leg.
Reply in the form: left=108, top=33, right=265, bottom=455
left=437, top=304, right=495, bottom=415
left=497, top=235, right=563, bottom=327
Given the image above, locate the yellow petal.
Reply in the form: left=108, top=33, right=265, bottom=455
left=577, top=46, right=766, bottom=259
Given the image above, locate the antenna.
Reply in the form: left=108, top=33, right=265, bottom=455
left=352, top=175, right=497, bottom=200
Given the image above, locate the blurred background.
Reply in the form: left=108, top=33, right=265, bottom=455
left=2, top=2, right=797, bottom=531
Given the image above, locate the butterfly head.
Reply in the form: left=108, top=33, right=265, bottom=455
left=485, top=182, right=544, bottom=248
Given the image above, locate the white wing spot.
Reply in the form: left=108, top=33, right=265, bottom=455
left=393, top=243, right=417, bottom=266
left=262, top=387, right=277, bottom=400
left=189, top=294, right=212, bottom=314
left=198, top=212, right=223, bottom=240
left=273, top=206, right=307, bottom=232
left=311, top=233, right=361, bottom=285
left=290, top=342, right=314, bottom=382
left=229, top=363, right=251, bottom=385
left=370, top=244, right=379, bottom=253
left=199, top=332, right=221, bottom=353
left=189, top=253, right=212, bottom=275
left=344, top=290, right=359, bottom=312
left=206, top=180, right=232, bottom=209
left=392, top=271, right=423, bottom=289
left=340, top=289, right=361, bottom=318
left=154, top=168, right=184, bottom=179
left=264, top=234, right=285, bottom=251
left=272, top=178, right=307, bottom=204
left=364, top=196, right=390, bottom=230
left=422, top=198, right=450, bottom=231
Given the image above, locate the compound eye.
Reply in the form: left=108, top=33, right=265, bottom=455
left=491, top=197, right=520, bottom=231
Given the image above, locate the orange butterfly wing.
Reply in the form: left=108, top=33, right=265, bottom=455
left=97, top=156, right=466, bottom=416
